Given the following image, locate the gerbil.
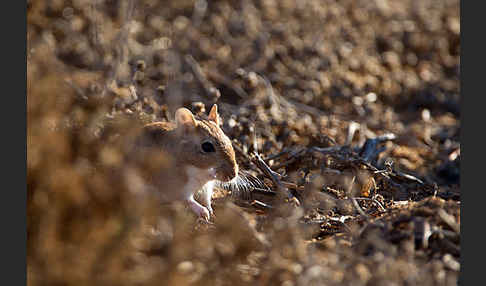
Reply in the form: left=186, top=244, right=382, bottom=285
left=133, top=104, right=238, bottom=220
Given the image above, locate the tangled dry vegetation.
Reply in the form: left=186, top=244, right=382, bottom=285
left=27, top=0, right=460, bottom=285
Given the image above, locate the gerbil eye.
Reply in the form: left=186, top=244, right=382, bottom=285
left=201, top=141, right=216, bottom=153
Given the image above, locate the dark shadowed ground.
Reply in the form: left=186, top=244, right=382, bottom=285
left=27, top=0, right=460, bottom=285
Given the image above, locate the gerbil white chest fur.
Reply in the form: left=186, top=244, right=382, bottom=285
left=133, top=104, right=238, bottom=220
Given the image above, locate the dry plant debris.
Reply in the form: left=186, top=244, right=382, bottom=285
left=28, top=0, right=460, bottom=285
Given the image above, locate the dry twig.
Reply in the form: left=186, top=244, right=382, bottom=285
left=360, top=133, right=396, bottom=162
left=251, top=152, right=300, bottom=206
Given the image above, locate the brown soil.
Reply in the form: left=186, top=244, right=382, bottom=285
left=27, top=0, right=460, bottom=285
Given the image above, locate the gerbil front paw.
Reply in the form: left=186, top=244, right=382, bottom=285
left=207, top=206, right=214, bottom=216
left=187, top=199, right=211, bottom=221
left=196, top=206, right=210, bottom=221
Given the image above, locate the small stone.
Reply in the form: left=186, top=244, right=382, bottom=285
left=421, top=109, right=431, bottom=122
left=133, top=71, right=145, bottom=83
left=209, top=87, right=221, bottom=99
left=177, top=261, right=194, bottom=274
left=247, top=72, right=259, bottom=88
left=191, top=102, right=206, bottom=115
left=136, top=60, right=146, bottom=71
left=365, top=92, right=377, bottom=103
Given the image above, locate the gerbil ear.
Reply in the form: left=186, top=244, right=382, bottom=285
left=208, top=104, right=221, bottom=126
left=175, top=108, right=197, bottom=130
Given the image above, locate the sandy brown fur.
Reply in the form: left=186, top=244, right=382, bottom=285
left=131, top=105, right=238, bottom=206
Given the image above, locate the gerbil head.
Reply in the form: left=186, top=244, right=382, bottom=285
left=175, top=104, right=238, bottom=182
